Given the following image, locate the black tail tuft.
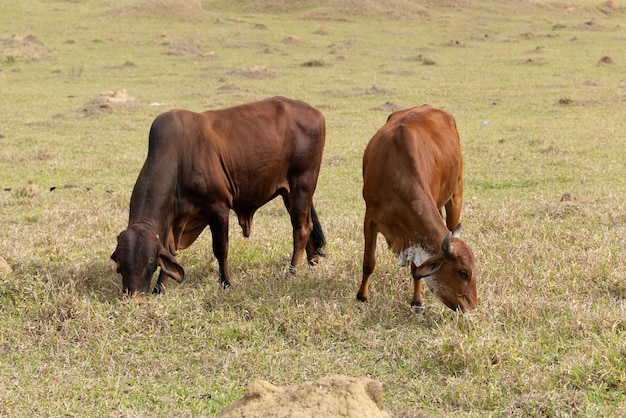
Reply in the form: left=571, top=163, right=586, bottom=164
left=310, top=203, right=326, bottom=257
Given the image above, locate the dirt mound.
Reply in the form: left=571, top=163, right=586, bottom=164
left=0, top=256, right=12, bottom=278
left=81, top=89, right=137, bottom=117
left=226, top=65, right=276, bottom=79
left=105, top=0, right=210, bottom=21
left=1, top=34, right=50, bottom=62
left=211, top=0, right=428, bottom=18
left=218, top=374, right=392, bottom=418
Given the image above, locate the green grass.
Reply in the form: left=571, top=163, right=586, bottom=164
left=1, top=0, right=626, bottom=416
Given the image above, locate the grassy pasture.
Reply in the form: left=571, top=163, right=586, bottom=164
left=1, top=0, right=625, bottom=416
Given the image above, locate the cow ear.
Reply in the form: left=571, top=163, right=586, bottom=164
left=412, top=255, right=443, bottom=280
left=110, top=250, right=121, bottom=273
left=158, top=247, right=185, bottom=283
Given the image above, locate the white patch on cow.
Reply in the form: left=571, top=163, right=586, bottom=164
left=397, top=245, right=432, bottom=267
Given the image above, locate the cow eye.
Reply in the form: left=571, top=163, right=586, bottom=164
left=459, top=270, right=469, bottom=279
left=149, top=257, right=155, bottom=266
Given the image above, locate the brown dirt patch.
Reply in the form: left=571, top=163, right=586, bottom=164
left=598, top=56, right=614, bottom=65
left=371, top=101, right=404, bottom=112
left=301, top=59, right=329, bottom=67
left=329, top=0, right=429, bottom=19
left=161, top=36, right=217, bottom=57
left=217, top=0, right=428, bottom=19
left=576, top=20, right=605, bottom=30
left=281, top=36, right=303, bottom=45
left=226, top=65, right=276, bottom=79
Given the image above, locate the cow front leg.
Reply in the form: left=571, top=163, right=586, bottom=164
left=357, top=217, right=378, bottom=302
left=209, top=214, right=231, bottom=289
left=153, top=270, right=168, bottom=294
left=411, top=263, right=424, bottom=314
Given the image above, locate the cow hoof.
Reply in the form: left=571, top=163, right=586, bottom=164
left=410, top=300, right=424, bottom=315
left=152, top=283, right=165, bottom=295
left=356, top=293, right=368, bottom=303
left=288, top=265, right=297, bottom=275
left=220, top=279, right=231, bottom=290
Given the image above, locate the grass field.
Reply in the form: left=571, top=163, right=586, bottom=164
left=1, top=0, right=625, bottom=416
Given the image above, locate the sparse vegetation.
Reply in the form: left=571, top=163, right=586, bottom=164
left=1, top=0, right=625, bottom=416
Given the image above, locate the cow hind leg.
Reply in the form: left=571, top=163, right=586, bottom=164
left=283, top=191, right=314, bottom=272
left=444, top=178, right=463, bottom=231
left=306, top=203, right=326, bottom=265
left=357, top=217, right=378, bottom=302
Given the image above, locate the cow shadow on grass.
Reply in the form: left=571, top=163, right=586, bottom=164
left=66, top=258, right=124, bottom=302
left=0, top=257, right=122, bottom=306
left=57, top=247, right=463, bottom=331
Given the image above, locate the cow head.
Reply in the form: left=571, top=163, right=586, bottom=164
left=111, top=224, right=184, bottom=297
left=413, top=227, right=477, bottom=312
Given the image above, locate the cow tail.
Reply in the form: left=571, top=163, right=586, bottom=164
left=310, top=203, right=326, bottom=257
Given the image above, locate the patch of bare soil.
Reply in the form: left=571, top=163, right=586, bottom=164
left=80, top=89, right=138, bottom=118
left=282, top=36, right=303, bottom=45
left=0, top=34, right=51, bottom=62
left=372, top=101, right=404, bottom=112
left=105, top=0, right=210, bottom=22
left=302, top=0, right=429, bottom=20
left=330, top=0, right=429, bottom=19
left=597, top=55, right=614, bottom=65
left=546, top=193, right=582, bottom=219
left=576, top=20, right=605, bottom=30
left=160, top=36, right=217, bottom=58
left=230, top=0, right=429, bottom=19
left=0, top=256, right=12, bottom=278
left=327, top=84, right=391, bottom=99
left=515, top=1, right=621, bottom=15
left=218, top=375, right=392, bottom=418
left=226, top=65, right=276, bottom=79
left=407, top=54, right=436, bottom=65
left=301, top=59, right=329, bottom=67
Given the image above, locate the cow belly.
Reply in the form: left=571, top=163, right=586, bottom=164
left=397, top=245, right=432, bottom=267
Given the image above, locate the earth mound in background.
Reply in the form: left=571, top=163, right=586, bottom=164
left=105, top=0, right=210, bottom=21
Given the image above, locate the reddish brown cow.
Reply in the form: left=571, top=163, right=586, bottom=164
left=357, top=105, right=477, bottom=312
left=111, top=96, right=326, bottom=296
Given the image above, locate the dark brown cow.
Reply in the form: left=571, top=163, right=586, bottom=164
left=357, top=105, right=476, bottom=312
left=111, top=96, right=326, bottom=296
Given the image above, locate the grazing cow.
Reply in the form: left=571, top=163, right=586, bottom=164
left=357, top=105, right=477, bottom=312
left=111, top=96, right=326, bottom=296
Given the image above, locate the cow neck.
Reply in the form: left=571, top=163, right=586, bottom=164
left=128, top=197, right=174, bottom=244
left=126, top=219, right=160, bottom=239
left=409, top=186, right=450, bottom=253
left=127, top=143, right=182, bottom=233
